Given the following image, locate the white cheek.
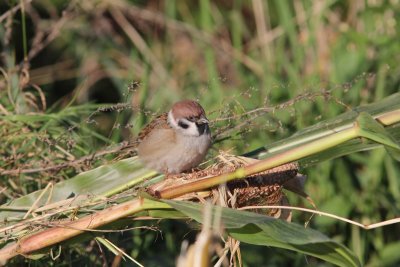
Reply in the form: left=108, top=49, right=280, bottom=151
left=168, top=111, right=179, bottom=128
left=168, top=111, right=199, bottom=137
left=175, top=120, right=199, bottom=136
left=185, top=122, right=200, bottom=136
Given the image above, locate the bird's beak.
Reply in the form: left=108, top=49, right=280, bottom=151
left=196, top=117, right=209, bottom=124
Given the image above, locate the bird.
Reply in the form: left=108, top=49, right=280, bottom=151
left=137, top=100, right=212, bottom=174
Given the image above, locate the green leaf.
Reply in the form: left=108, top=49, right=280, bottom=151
left=378, top=241, right=400, bottom=266
left=356, top=112, right=400, bottom=160
left=0, top=157, right=159, bottom=221
left=165, top=200, right=361, bottom=267
left=249, top=93, right=400, bottom=166
left=356, top=112, right=400, bottom=150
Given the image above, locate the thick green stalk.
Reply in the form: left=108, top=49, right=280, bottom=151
left=160, top=126, right=358, bottom=199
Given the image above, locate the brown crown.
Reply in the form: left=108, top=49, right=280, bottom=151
left=171, top=100, right=206, bottom=120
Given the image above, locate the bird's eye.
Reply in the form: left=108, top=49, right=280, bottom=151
left=178, top=121, right=189, bottom=129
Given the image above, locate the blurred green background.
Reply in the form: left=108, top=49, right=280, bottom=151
left=1, top=0, right=400, bottom=266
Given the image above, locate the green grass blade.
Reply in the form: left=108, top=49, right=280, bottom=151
left=250, top=93, right=400, bottom=166
left=356, top=112, right=400, bottom=161
left=165, top=200, right=361, bottom=267
left=356, top=112, right=400, bottom=150
left=0, top=157, right=158, bottom=221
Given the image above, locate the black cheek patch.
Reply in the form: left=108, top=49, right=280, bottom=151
left=178, top=121, right=189, bottom=129
left=196, top=123, right=209, bottom=135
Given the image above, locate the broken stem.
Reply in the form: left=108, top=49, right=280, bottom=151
left=159, top=126, right=358, bottom=199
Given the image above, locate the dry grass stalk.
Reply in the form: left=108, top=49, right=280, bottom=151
left=148, top=152, right=299, bottom=220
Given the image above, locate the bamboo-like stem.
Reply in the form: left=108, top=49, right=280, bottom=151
left=260, top=108, right=400, bottom=156
left=159, top=108, right=400, bottom=200
left=375, top=109, right=400, bottom=125
left=0, top=198, right=170, bottom=264
left=159, top=126, right=359, bottom=199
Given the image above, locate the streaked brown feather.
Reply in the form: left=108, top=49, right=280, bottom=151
left=137, top=127, right=176, bottom=159
left=137, top=113, right=170, bottom=142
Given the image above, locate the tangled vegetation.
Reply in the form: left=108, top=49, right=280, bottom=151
left=1, top=1, right=400, bottom=266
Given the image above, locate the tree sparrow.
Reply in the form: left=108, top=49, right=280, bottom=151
left=137, top=100, right=211, bottom=174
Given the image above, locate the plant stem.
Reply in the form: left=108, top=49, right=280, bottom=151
left=0, top=198, right=170, bottom=263
left=160, top=126, right=358, bottom=199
